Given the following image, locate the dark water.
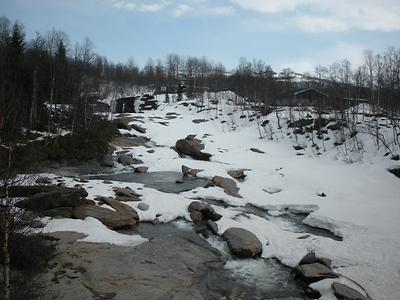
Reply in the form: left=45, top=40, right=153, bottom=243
left=130, top=221, right=307, bottom=300
left=87, top=171, right=209, bottom=193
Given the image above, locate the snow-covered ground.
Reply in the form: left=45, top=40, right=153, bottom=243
left=43, top=91, right=400, bottom=300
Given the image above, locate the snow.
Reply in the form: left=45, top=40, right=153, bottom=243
left=39, top=91, right=400, bottom=300
left=42, top=217, right=147, bottom=246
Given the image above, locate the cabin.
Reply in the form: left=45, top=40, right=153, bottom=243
left=294, top=88, right=328, bottom=107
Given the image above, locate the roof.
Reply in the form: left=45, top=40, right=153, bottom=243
left=294, top=87, right=328, bottom=98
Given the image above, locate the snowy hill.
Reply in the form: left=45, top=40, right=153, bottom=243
left=41, top=91, right=400, bottom=300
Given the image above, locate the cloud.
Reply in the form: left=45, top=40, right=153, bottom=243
left=231, top=0, right=309, bottom=13
left=173, top=4, right=192, bottom=17
left=231, top=0, right=400, bottom=32
left=111, top=0, right=168, bottom=12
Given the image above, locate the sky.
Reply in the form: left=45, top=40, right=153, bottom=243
left=1, top=0, right=400, bottom=73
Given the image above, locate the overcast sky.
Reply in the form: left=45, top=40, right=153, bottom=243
left=2, top=0, right=400, bottom=73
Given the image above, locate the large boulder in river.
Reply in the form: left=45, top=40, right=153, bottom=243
left=73, top=205, right=136, bottom=229
left=294, top=263, right=338, bottom=284
left=222, top=228, right=262, bottom=258
left=175, top=138, right=212, bottom=161
left=211, top=176, right=241, bottom=198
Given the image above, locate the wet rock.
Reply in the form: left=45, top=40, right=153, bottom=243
left=332, top=282, right=367, bottom=300
left=211, top=176, right=241, bottom=198
left=294, top=263, right=338, bottom=284
left=175, top=138, right=212, bottom=161
left=222, top=228, right=262, bottom=258
left=73, top=205, right=136, bottom=229
left=113, top=187, right=142, bottom=199
left=190, top=211, right=203, bottom=222
left=131, top=123, right=146, bottom=134
left=250, top=148, right=265, bottom=154
left=137, top=202, right=149, bottom=211
left=227, top=169, right=246, bottom=181
left=134, top=166, right=149, bottom=173
left=207, top=220, right=218, bottom=235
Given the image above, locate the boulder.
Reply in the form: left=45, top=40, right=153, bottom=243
left=188, top=201, right=222, bottom=221
left=116, top=196, right=142, bottom=202
left=131, top=123, right=146, bottom=134
left=35, top=177, right=52, bottom=185
left=72, top=205, right=136, bottom=229
left=222, top=228, right=262, bottom=258
left=101, top=197, right=139, bottom=220
left=192, top=119, right=208, bottom=124
left=6, top=185, right=88, bottom=198
left=299, top=251, right=332, bottom=269
left=227, top=169, right=246, bottom=181
left=175, top=138, right=212, bottom=161
left=211, top=176, right=241, bottom=198
left=294, top=263, right=338, bottom=284
left=134, top=166, right=149, bottom=174
left=16, top=190, right=88, bottom=211
left=117, top=153, right=135, bottom=166
left=41, top=207, right=74, bottom=218
left=332, top=283, right=367, bottom=300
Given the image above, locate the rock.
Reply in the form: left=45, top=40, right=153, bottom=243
left=16, top=190, right=87, bottom=211
left=250, top=148, right=265, bottom=154
left=101, top=197, right=139, bottom=220
left=211, top=176, right=241, bottom=198
left=116, top=196, right=142, bottom=202
left=131, top=123, right=146, bottom=134
left=293, top=145, right=305, bottom=151
left=137, top=202, right=149, bottom=211
left=41, top=207, right=73, bottom=218
left=101, top=154, right=114, bottom=167
left=299, top=251, right=332, bottom=269
left=113, top=136, right=149, bottom=148
left=188, top=201, right=222, bottom=221
left=294, top=263, right=338, bottom=284
left=6, top=185, right=88, bottom=198
left=317, top=192, right=327, bottom=197
left=332, top=283, right=367, bottom=300
left=192, top=119, right=208, bottom=124
left=299, top=251, right=318, bottom=265
left=222, top=228, right=262, bottom=258
left=114, top=187, right=142, bottom=199
left=182, top=165, right=204, bottom=177
left=227, top=169, right=246, bottom=181
left=73, top=205, right=136, bottom=229
left=117, top=153, right=135, bottom=166
left=134, top=166, right=149, bottom=173
left=175, top=138, right=212, bottom=161
left=207, top=220, right=218, bottom=235
left=190, top=211, right=203, bottom=222
left=113, top=117, right=131, bottom=130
